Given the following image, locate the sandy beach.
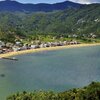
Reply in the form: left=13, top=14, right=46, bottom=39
left=0, top=43, right=100, bottom=58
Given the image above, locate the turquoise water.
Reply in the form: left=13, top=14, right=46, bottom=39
left=0, top=46, right=100, bottom=99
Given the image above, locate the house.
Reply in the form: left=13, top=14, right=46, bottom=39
left=0, top=41, right=5, bottom=48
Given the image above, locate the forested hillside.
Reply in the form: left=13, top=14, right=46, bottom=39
left=0, top=4, right=100, bottom=42
left=7, top=82, right=100, bottom=100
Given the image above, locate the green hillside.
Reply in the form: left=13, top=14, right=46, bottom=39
left=0, top=4, right=100, bottom=42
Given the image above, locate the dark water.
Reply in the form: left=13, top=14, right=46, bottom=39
left=0, top=46, right=100, bottom=99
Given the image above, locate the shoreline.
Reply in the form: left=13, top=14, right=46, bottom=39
left=0, top=43, right=100, bottom=58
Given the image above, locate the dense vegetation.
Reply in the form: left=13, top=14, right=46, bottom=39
left=7, top=82, right=100, bottom=100
left=0, top=4, right=100, bottom=42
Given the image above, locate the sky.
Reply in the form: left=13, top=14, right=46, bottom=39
left=2, top=0, right=100, bottom=4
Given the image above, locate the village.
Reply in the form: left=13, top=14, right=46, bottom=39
left=0, top=40, right=80, bottom=54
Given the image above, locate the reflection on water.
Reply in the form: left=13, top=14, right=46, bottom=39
left=0, top=46, right=100, bottom=99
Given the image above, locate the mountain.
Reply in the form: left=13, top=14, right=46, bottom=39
left=0, top=3, right=100, bottom=42
left=0, top=0, right=83, bottom=12
left=0, top=1, right=99, bottom=42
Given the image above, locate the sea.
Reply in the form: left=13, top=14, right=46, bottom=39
left=0, top=45, right=100, bottom=99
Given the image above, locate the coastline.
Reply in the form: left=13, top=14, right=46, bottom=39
left=0, top=43, right=100, bottom=58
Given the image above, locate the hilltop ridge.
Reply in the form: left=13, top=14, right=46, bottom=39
left=0, top=0, right=83, bottom=12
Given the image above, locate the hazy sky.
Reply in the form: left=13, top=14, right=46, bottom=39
left=2, top=0, right=100, bottom=4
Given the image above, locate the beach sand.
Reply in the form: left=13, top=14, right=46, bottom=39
left=0, top=43, right=100, bottom=58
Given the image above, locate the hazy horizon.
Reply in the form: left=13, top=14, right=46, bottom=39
left=1, top=0, right=100, bottom=4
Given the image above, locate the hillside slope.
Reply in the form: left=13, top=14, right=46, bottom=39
left=0, top=4, right=100, bottom=41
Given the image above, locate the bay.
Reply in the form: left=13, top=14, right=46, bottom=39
left=0, top=46, right=100, bottom=99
